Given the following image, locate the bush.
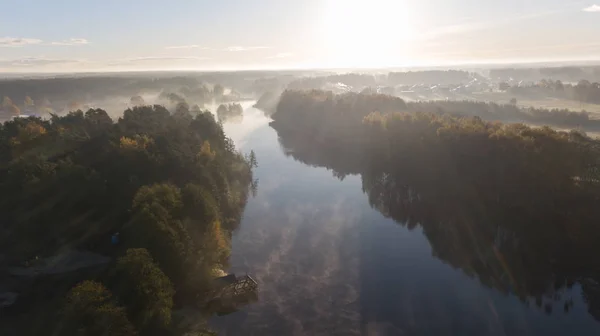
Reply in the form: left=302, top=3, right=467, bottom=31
left=60, top=281, right=137, bottom=336
left=112, top=248, right=174, bottom=330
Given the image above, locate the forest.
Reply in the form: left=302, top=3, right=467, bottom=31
left=287, top=73, right=378, bottom=91
left=253, top=91, right=280, bottom=115
left=505, top=79, right=600, bottom=104
left=0, top=85, right=236, bottom=123
left=216, top=103, right=244, bottom=122
left=490, top=66, right=600, bottom=83
left=388, top=70, right=473, bottom=85
left=271, top=89, right=600, bottom=321
left=406, top=100, right=600, bottom=131
left=0, top=74, right=262, bottom=121
left=0, top=104, right=256, bottom=335
left=273, top=90, right=600, bottom=134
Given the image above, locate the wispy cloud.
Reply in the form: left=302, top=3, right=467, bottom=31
left=225, top=46, right=270, bottom=52
left=583, top=4, right=600, bottom=12
left=423, top=41, right=600, bottom=60
left=0, top=57, right=82, bottom=66
left=267, top=52, right=293, bottom=59
left=0, top=37, right=91, bottom=47
left=420, top=4, right=586, bottom=41
left=167, top=45, right=270, bottom=52
left=107, top=56, right=211, bottom=66
left=126, top=56, right=210, bottom=62
left=0, top=37, right=43, bottom=47
left=165, top=45, right=209, bottom=50
left=50, top=38, right=90, bottom=46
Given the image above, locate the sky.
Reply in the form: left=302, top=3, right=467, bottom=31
left=1, top=0, right=600, bottom=72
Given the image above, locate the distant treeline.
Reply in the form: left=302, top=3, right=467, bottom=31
left=274, top=90, right=600, bottom=133
left=253, top=91, right=281, bottom=115
left=271, top=90, right=600, bottom=322
left=0, top=76, right=238, bottom=120
left=287, top=73, right=377, bottom=91
left=506, top=79, right=600, bottom=104
left=491, top=66, right=600, bottom=82
left=273, top=90, right=407, bottom=149
left=284, top=71, right=476, bottom=92
left=406, top=100, right=600, bottom=131
left=0, top=104, right=256, bottom=335
left=388, top=70, right=473, bottom=86
left=0, top=76, right=200, bottom=104
left=217, top=103, right=244, bottom=122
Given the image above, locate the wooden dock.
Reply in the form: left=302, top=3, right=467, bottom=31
left=215, top=274, right=258, bottom=299
left=204, top=273, right=258, bottom=315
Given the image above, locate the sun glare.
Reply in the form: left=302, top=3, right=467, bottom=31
left=321, top=0, right=416, bottom=67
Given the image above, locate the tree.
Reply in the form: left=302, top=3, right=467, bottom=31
left=68, top=100, right=81, bottom=111
left=40, top=97, right=51, bottom=107
left=12, top=120, right=47, bottom=145
left=0, top=101, right=255, bottom=333
left=182, top=183, right=219, bottom=222
left=498, top=82, right=510, bottom=91
left=216, top=103, right=244, bottom=122
left=24, top=96, right=34, bottom=107
left=159, top=92, right=185, bottom=105
left=213, top=84, right=224, bottom=98
left=191, top=104, right=202, bottom=114
left=199, top=140, right=216, bottom=161
left=7, top=104, right=20, bottom=116
left=112, top=248, right=174, bottom=330
left=555, top=80, right=564, bottom=91
left=216, top=104, right=228, bottom=117
left=575, top=80, right=592, bottom=103
left=84, top=108, right=113, bottom=131
left=175, top=102, right=190, bottom=117
left=247, top=150, right=258, bottom=168
left=130, top=95, right=145, bottom=106
left=2, top=96, right=13, bottom=108
left=509, top=97, right=518, bottom=105
left=132, top=183, right=183, bottom=214
left=126, top=184, right=194, bottom=289
left=60, top=281, right=137, bottom=336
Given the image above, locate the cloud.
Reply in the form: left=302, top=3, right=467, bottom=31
left=107, top=56, right=211, bottom=66
left=420, top=5, right=584, bottom=41
left=50, top=38, right=90, bottom=46
left=1, top=37, right=91, bottom=47
left=125, top=56, right=210, bottom=62
left=422, top=41, right=600, bottom=60
left=267, top=52, right=293, bottom=59
left=165, top=45, right=209, bottom=50
left=0, top=37, right=43, bottom=47
left=225, top=46, right=270, bottom=52
left=583, top=4, right=600, bottom=12
left=0, top=57, right=82, bottom=66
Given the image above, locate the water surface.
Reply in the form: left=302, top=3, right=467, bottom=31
left=211, top=104, right=600, bottom=336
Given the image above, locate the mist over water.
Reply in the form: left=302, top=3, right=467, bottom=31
left=209, top=104, right=600, bottom=336
left=218, top=102, right=265, bottom=147
left=3, top=0, right=600, bottom=334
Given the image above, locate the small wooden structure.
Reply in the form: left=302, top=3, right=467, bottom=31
left=214, top=274, right=257, bottom=298
left=205, top=273, right=258, bottom=315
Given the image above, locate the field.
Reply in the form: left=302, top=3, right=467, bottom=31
left=468, top=91, right=600, bottom=116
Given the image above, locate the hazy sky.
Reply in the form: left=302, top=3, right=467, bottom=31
left=1, top=0, right=600, bottom=72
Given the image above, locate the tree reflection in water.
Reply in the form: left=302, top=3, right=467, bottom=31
left=272, top=111, right=600, bottom=322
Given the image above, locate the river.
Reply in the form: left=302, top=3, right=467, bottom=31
left=210, top=102, right=600, bottom=336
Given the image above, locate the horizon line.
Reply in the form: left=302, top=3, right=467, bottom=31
left=2, top=58, right=600, bottom=76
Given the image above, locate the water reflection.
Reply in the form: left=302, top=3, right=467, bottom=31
left=211, top=106, right=600, bottom=335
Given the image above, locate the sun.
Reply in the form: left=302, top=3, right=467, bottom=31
left=320, top=0, right=416, bottom=67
